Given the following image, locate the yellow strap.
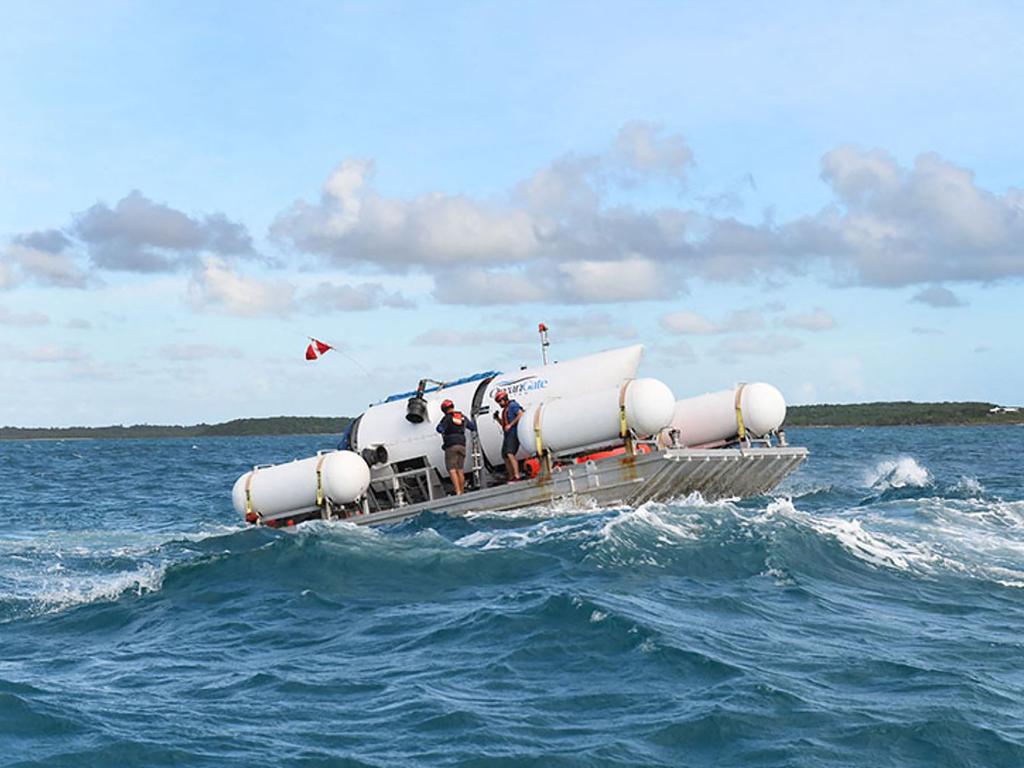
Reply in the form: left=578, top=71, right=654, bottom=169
left=315, top=454, right=328, bottom=506
left=533, top=405, right=545, bottom=457
left=734, top=384, right=747, bottom=440
left=244, top=469, right=257, bottom=515
left=618, top=379, right=633, bottom=438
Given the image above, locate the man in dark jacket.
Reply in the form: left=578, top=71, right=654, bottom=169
left=436, top=399, right=477, bottom=495
left=494, top=389, right=523, bottom=481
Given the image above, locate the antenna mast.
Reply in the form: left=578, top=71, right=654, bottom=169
left=538, top=322, right=550, bottom=365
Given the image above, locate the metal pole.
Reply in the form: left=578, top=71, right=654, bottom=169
left=538, top=323, right=550, bottom=365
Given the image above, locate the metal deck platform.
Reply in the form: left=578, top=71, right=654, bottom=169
left=305, top=445, right=808, bottom=528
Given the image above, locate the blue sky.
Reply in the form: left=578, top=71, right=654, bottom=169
left=2, top=1, right=1022, bottom=427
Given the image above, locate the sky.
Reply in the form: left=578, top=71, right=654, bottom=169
left=1, top=1, right=1022, bottom=427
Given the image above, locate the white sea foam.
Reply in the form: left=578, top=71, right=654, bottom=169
left=464, top=497, right=607, bottom=522
left=597, top=503, right=704, bottom=545
left=865, top=456, right=932, bottom=489
left=953, top=475, right=985, bottom=496
left=756, top=492, right=1024, bottom=589
left=2, top=562, right=168, bottom=622
left=806, top=516, right=930, bottom=571
left=455, top=519, right=588, bottom=550
left=0, top=524, right=253, bottom=621
left=666, top=491, right=738, bottom=508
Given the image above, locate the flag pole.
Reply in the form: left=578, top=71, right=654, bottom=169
left=308, top=337, right=375, bottom=380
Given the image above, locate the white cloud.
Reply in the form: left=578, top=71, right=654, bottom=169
left=273, top=124, right=699, bottom=305
left=793, top=146, right=1024, bottom=285
left=1, top=194, right=257, bottom=290
left=613, top=120, right=693, bottom=182
left=653, top=339, right=698, bottom=365
left=0, top=260, right=15, bottom=289
left=304, top=281, right=415, bottom=311
left=549, top=312, right=638, bottom=341
left=0, top=306, right=50, bottom=326
left=273, top=136, right=1024, bottom=302
left=780, top=307, right=836, bottom=331
left=431, top=267, right=549, bottom=305
left=412, top=311, right=637, bottom=347
left=74, top=190, right=254, bottom=272
left=9, top=126, right=1024, bottom=312
left=3, top=233, right=91, bottom=289
left=25, top=345, right=87, bottom=363
left=660, top=308, right=764, bottom=335
left=660, top=310, right=717, bottom=334
left=273, top=158, right=539, bottom=268
left=555, top=257, right=675, bottom=303
left=412, top=329, right=531, bottom=346
left=716, top=334, right=803, bottom=358
left=188, top=257, right=295, bottom=317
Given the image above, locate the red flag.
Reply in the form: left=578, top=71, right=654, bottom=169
left=305, top=338, right=333, bottom=361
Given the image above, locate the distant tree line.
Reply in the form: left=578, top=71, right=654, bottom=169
left=0, top=417, right=351, bottom=441
left=785, top=402, right=1023, bottom=427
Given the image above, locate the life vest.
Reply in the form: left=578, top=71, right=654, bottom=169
left=441, top=411, right=469, bottom=447
left=500, top=402, right=519, bottom=430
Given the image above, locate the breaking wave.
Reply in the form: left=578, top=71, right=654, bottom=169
left=9, top=485, right=1024, bottom=625
left=3, top=429, right=1024, bottom=767
left=866, top=456, right=932, bottom=489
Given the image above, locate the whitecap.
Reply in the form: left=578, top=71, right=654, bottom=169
left=865, top=456, right=932, bottom=489
left=2, top=562, right=168, bottom=622
left=953, top=475, right=985, bottom=496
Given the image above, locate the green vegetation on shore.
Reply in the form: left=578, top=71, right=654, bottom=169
left=786, top=402, right=1023, bottom=427
left=2, top=402, right=1021, bottom=440
left=0, top=416, right=350, bottom=441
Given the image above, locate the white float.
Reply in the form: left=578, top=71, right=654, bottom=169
left=231, top=450, right=370, bottom=519
left=517, top=377, right=676, bottom=456
left=664, top=383, right=786, bottom=447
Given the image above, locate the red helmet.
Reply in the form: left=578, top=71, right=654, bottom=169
left=440, top=398, right=454, bottom=411
left=494, top=389, right=508, bottom=403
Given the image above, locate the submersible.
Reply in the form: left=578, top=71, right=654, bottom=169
left=232, top=335, right=807, bottom=527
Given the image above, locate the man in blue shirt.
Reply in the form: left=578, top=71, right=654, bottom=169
left=436, top=399, right=477, bottom=495
left=494, top=389, right=523, bottom=482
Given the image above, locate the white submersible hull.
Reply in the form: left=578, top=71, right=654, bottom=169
left=233, top=344, right=808, bottom=528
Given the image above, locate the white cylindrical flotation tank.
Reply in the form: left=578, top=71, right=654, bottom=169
left=516, top=377, right=675, bottom=456
left=232, top=450, right=371, bottom=519
left=664, top=382, right=786, bottom=447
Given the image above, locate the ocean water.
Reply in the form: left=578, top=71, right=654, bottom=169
left=1, top=427, right=1023, bottom=767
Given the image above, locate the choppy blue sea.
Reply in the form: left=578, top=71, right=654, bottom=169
left=2, top=427, right=1023, bottom=767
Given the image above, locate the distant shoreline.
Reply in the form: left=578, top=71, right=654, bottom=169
left=0, top=416, right=351, bottom=442
left=1, top=403, right=1021, bottom=441
left=788, top=422, right=1024, bottom=429
left=783, top=401, right=1023, bottom=428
